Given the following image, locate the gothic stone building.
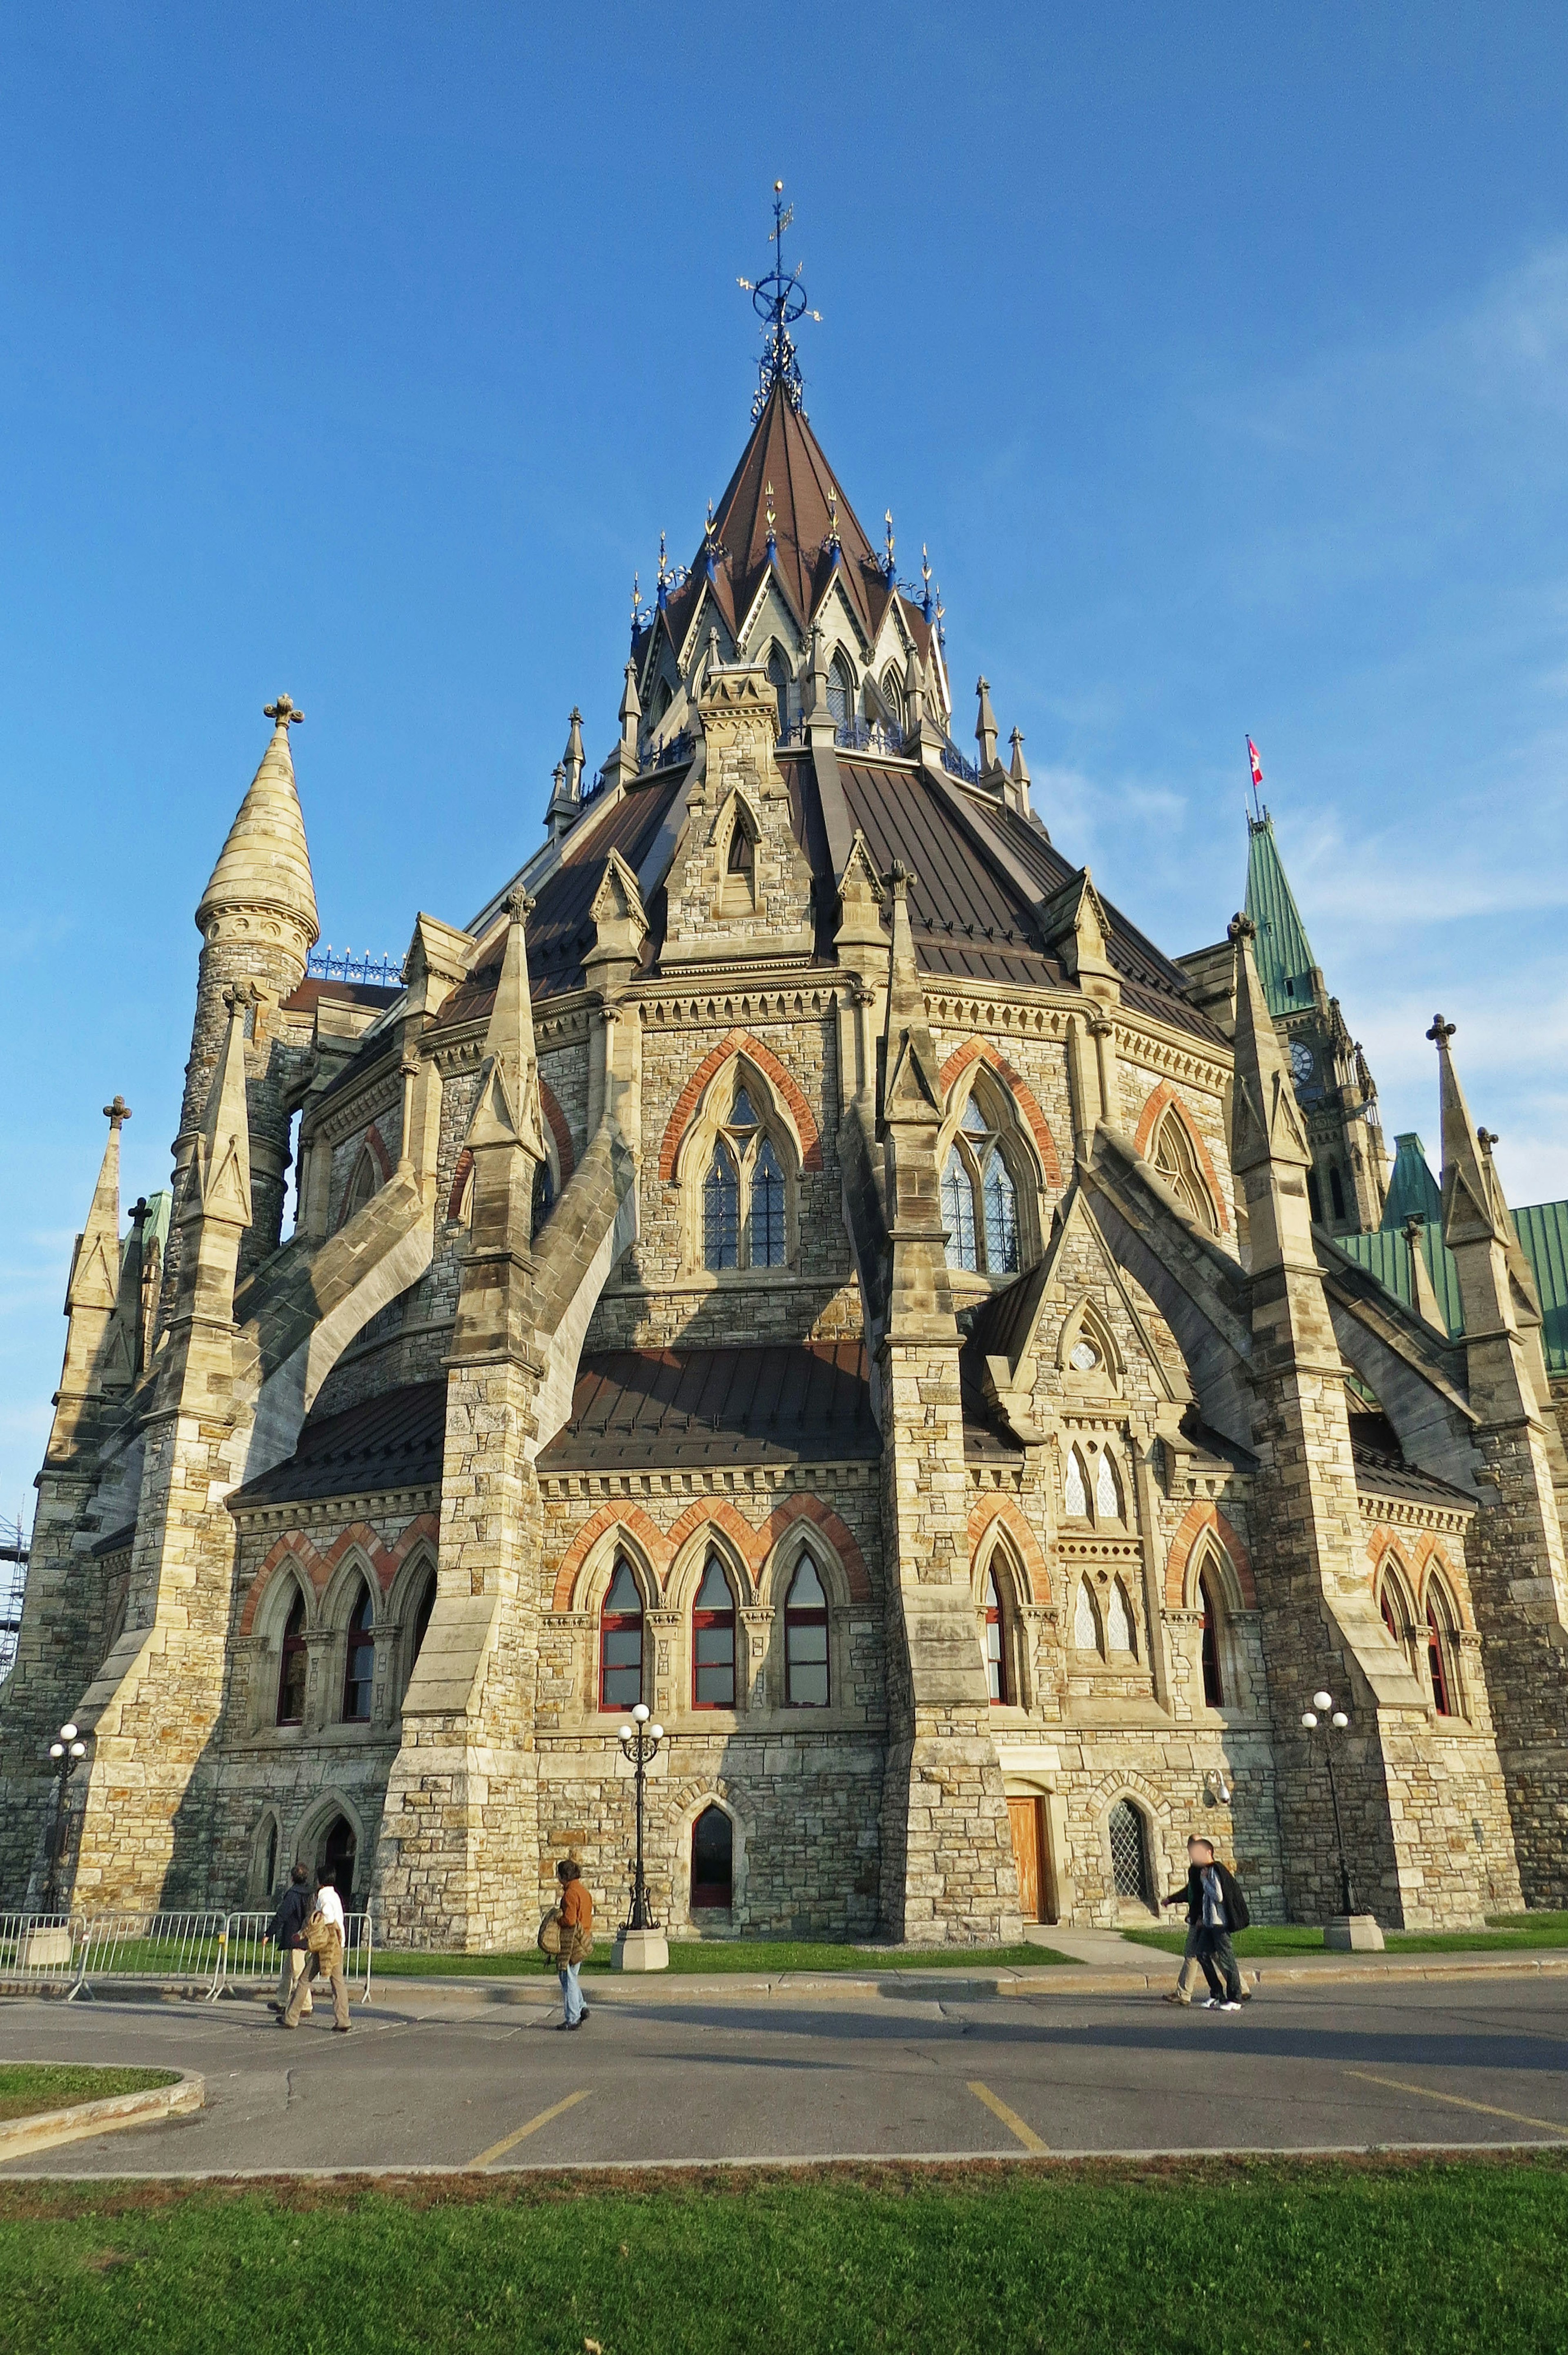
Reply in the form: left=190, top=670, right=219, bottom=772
left=7, top=350, right=1568, bottom=1949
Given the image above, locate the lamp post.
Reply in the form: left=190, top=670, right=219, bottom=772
left=615, top=1704, right=668, bottom=1969
left=43, top=1722, right=89, bottom=1914
left=1301, top=1689, right=1381, bottom=1948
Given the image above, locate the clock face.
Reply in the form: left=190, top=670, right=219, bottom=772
left=1290, top=1041, right=1315, bottom=1083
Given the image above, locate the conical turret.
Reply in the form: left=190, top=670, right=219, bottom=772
left=195, top=696, right=318, bottom=957
left=51, top=1098, right=131, bottom=1447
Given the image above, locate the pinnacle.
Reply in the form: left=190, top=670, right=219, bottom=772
left=195, top=702, right=320, bottom=947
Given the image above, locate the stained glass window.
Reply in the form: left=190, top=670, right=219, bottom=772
left=704, top=1142, right=739, bottom=1270
left=942, top=1147, right=978, bottom=1270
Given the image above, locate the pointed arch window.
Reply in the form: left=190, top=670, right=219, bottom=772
left=1199, top=1568, right=1225, bottom=1707
left=342, top=1581, right=375, bottom=1723
left=1094, top=1448, right=1123, bottom=1523
left=342, top=1146, right=379, bottom=1227
left=1073, top=1579, right=1102, bottom=1656
left=1329, top=1165, right=1347, bottom=1222
left=276, top=1590, right=308, bottom=1727
left=599, top=1558, right=644, bottom=1710
left=784, top=1555, right=829, bottom=1707
left=1105, top=1579, right=1136, bottom=1658
left=532, top=1156, right=556, bottom=1235
left=1151, top=1106, right=1218, bottom=1233
left=691, top=1803, right=733, bottom=1909
left=942, top=1092, right=1022, bottom=1276
left=403, top=1567, right=437, bottom=1702
left=727, top=814, right=755, bottom=877
left=1064, top=1447, right=1089, bottom=1520
left=881, top=666, right=905, bottom=729
left=827, top=651, right=855, bottom=731
left=1307, top=1169, right=1324, bottom=1223
left=700, top=1075, right=793, bottom=1274
left=766, top=644, right=791, bottom=741
left=982, top=1567, right=1008, bottom=1704
left=693, top=1555, right=737, bottom=1709
left=1426, top=1583, right=1462, bottom=1719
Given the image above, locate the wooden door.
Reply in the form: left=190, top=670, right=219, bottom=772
left=1008, top=1796, right=1044, bottom=1923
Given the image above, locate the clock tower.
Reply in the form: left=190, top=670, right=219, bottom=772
left=1241, top=807, right=1388, bottom=1234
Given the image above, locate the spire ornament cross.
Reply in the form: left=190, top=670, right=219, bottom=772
left=103, top=1096, right=131, bottom=1130
left=737, top=181, right=821, bottom=420
left=264, top=695, right=304, bottom=729
left=1427, top=1015, right=1456, bottom=1047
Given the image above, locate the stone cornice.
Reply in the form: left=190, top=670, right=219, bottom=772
left=538, top=1461, right=877, bottom=1505
left=230, top=1485, right=439, bottom=1534
left=1357, top=1489, right=1474, bottom=1536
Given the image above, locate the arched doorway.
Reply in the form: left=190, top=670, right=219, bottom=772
left=317, top=1813, right=358, bottom=1906
left=690, top=1805, right=733, bottom=1911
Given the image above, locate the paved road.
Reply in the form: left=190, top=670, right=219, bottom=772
left=3, top=1975, right=1567, bottom=2174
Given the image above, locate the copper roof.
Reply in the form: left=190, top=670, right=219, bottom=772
left=280, top=976, right=403, bottom=1017
left=648, top=379, right=927, bottom=662
left=228, top=1380, right=445, bottom=1509
left=536, top=1342, right=878, bottom=1472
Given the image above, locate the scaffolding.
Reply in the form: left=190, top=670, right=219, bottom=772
left=0, top=1514, right=28, bottom=1684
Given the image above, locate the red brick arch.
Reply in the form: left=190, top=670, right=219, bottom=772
left=549, top=1494, right=871, bottom=1612
left=938, top=1039, right=1063, bottom=1189
left=658, top=1030, right=822, bottom=1181
left=968, top=1494, right=1051, bottom=1605
left=753, top=1494, right=873, bottom=1606
left=241, top=1514, right=438, bottom=1635
left=550, top=1504, right=673, bottom=1612
left=1164, top=1500, right=1255, bottom=1609
left=1131, top=1079, right=1229, bottom=1236
left=1368, top=1526, right=1474, bottom=1631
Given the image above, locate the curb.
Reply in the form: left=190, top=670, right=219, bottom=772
left=0, top=2069, right=204, bottom=2159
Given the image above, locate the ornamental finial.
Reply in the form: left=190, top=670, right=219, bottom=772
left=103, top=1095, right=131, bottom=1131
left=1427, top=1014, right=1457, bottom=1048
left=884, top=509, right=896, bottom=584
left=264, top=694, right=303, bottom=729
left=738, top=182, right=821, bottom=421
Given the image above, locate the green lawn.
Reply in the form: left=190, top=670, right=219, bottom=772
left=372, top=1936, right=1071, bottom=1979
left=1123, top=1910, right=1568, bottom=1959
left=0, top=2066, right=178, bottom=2125
left=3, top=2159, right=1566, bottom=2354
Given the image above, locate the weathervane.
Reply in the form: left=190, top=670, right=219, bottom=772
left=737, top=181, right=822, bottom=420
left=884, top=509, right=896, bottom=585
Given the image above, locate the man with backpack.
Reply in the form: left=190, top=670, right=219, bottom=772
left=264, top=1862, right=314, bottom=2019
left=280, top=1871, right=351, bottom=2033
left=1180, top=1834, right=1251, bottom=2011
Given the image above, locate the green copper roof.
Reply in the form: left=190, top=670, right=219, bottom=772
left=1337, top=1224, right=1465, bottom=1340
left=1512, top=1200, right=1568, bottom=1374
left=1380, top=1133, right=1444, bottom=1232
left=1244, top=810, right=1318, bottom=1019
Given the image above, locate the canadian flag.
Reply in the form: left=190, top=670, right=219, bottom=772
left=1246, top=736, right=1264, bottom=789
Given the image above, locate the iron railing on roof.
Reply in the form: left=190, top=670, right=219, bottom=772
left=637, top=729, right=695, bottom=775
left=306, top=947, right=406, bottom=988
left=939, top=739, right=980, bottom=784
left=776, top=717, right=910, bottom=756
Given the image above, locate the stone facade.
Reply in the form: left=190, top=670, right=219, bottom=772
left=6, top=370, right=1568, bottom=1947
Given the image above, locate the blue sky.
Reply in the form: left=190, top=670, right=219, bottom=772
left=5, top=4, right=1568, bottom=1521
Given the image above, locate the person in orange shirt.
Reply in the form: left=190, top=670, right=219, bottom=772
left=557, top=1858, right=593, bottom=2031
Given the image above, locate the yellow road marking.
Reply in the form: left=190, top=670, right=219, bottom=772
left=468, top=2087, right=591, bottom=2170
left=967, top=2078, right=1048, bottom=2154
left=1345, top=2070, right=1567, bottom=2136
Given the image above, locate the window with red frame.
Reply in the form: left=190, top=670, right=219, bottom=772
left=599, top=1558, right=643, bottom=1710
left=983, top=1567, right=1008, bottom=1704
left=784, top=1556, right=829, bottom=1706
left=690, top=1803, right=733, bottom=1908
left=1427, top=1602, right=1456, bottom=1716
left=1199, top=1569, right=1224, bottom=1708
left=341, top=1581, right=375, bottom=1722
left=693, top=1555, right=736, bottom=1708
left=1381, top=1585, right=1401, bottom=1645
left=276, top=1590, right=308, bottom=1726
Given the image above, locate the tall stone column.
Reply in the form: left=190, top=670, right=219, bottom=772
left=873, top=870, right=1022, bottom=1945
left=374, top=893, right=547, bottom=1949
left=1430, top=1015, right=1568, bottom=1904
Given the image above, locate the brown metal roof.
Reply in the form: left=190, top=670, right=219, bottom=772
left=435, top=769, right=684, bottom=1034
left=280, top=977, right=404, bottom=1017
left=837, top=761, right=1061, bottom=988
left=228, top=1380, right=446, bottom=1509
left=536, top=1342, right=879, bottom=1472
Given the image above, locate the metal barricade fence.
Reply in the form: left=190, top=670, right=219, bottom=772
left=215, top=1910, right=374, bottom=2005
left=70, top=1911, right=229, bottom=2000
left=0, top=1911, right=80, bottom=1991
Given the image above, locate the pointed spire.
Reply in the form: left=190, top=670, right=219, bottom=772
left=195, top=697, right=318, bottom=954
left=883, top=508, right=896, bottom=586
left=545, top=762, right=577, bottom=843
left=920, top=544, right=933, bottom=624
left=1430, top=1014, right=1511, bottom=1247
left=1008, top=726, right=1032, bottom=820
left=1402, top=1214, right=1447, bottom=1332
left=1243, top=808, right=1318, bottom=1018
left=67, top=1098, right=129, bottom=1322
left=619, top=660, right=641, bottom=751
left=880, top=865, right=942, bottom=1123
left=903, top=638, right=925, bottom=738
left=975, top=676, right=998, bottom=774
left=1229, top=912, right=1312, bottom=1178
left=100, top=1193, right=149, bottom=1391
left=562, top=707, right=585, bottom=801
left=182, top=987, right=253, bottom=1233
left=469, top=890, right=544, bottom=1161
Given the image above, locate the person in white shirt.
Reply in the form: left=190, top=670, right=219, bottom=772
left=281, top=1869, right=351, bottom=2032
left=314, top=1876, right=346, bottom=1940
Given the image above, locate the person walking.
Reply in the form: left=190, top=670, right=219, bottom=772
left=281, top=1872, right=351, bottom=2033
left=1158, top=1842, right=1208, bottom=2006
left=265, top=1863, right=313, bottom=2019
left=555, top=1859, right=593, bottom=2031
left=1185, top=1835, right=1250, bottom=2012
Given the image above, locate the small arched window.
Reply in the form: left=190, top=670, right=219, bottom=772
left=1199, top=1569, right=1225, bottom=1705
left=943, top=1093, right=1022, bottom=1276
left=699, top=1076, right=792, bottom=1275
left=276, top=1589, right=308, bottom=1727
left=1064, top=1447, right=1089, bottom=1520
left=1073, top=1579, right=1102, bottom=1656
left=1094, top=1449, right=1123, bottom=1523
left=1108, top=1798, right=1153, bottom=1905
left=767, top=645, right=791, bottom=740
left=599, top=1558, right=644, bottom=1710
left=404, top=1568, right=437, bottom=1700
left=1426, top=1583, right=1461, bottom=1718
left=983, top=1567, right=1008, bottom=1705
left=727, top=814, right=755, bottom=877
left=1307, top=1169, right=1324, bottom=1223
left=342, top=1581, right=375, bottom=1722
left=881, top=666, right=905, bottom=729
left=1105, top=1578, right=1136, bottom=1658
left=827, top=651, right=855, bottom=731
left=342, top=1147, right=380, bottom=1227
left=691, top=1804, right=733, bottom=1910
left=1151, top=1105, right=1218, bottom=1234
left=1330, top=1165, right=1347, bottom=1221
left=693, top=1556, right=737, bottom=1709
left=532, top=1156, right=556, bottom=1235
left=784, top=1555, right=829, bottom=1707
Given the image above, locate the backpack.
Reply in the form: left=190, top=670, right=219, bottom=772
left=1225, top=1871, right=1251, bottom=1932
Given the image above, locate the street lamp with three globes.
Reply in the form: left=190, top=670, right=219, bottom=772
left=1300, top=1688, right=1357, bottom=1918
left=617, top=1703, right=665, bottom=1934
left=43, top=1722, right=88, bottom=1914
